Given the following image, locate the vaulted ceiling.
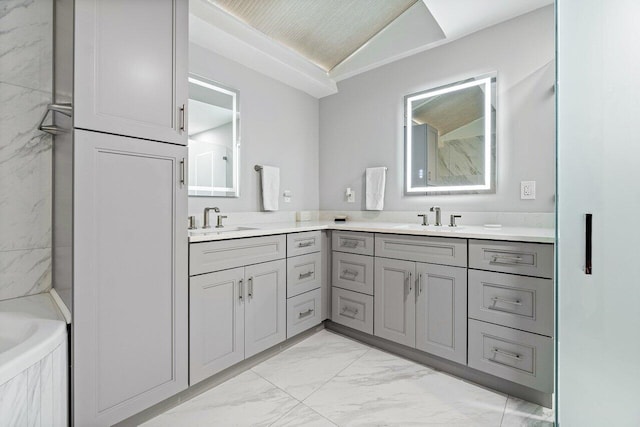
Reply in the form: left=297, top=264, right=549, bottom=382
left=190, top=0, right=554, bottom=98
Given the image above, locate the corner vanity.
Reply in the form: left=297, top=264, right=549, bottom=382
left=188, top=221, right=554, bottom=407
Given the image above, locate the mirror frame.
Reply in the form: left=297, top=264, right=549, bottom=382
left=188, top=73, right=241, bottom=198
left=404, top=74, right=497, bottom=195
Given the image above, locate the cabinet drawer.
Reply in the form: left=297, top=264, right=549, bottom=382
left=287, top=252, right=322, bottom=298
left=375, top=234, right=467, bottom=267
left=287, top=231, right=321, bottom=257
left=469, top=270, right=554, bottom=336
left=287, top=288, right=322, bottom=339
left=332, top=287, right=373, bottom=334
left=332, top=231, right=374, bottom=256
left=468, top=319, right=553, bottom=393
left=332, top=252, right=374, bottom=295
left=190, top=235, right=286, bottom=276
left=469, top=240, right=554, bottom=279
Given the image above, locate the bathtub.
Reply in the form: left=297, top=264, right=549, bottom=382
left=0, top=311, right=68, bottom=426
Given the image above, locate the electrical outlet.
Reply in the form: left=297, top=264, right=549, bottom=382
left=283, top=190, right=292, bottom=203
left=521, top=181, right=536, bottom=200
left=346, top=188, right=355, bottom=203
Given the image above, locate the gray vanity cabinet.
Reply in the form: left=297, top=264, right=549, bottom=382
left=374, top=257, right=467, bottom=364
left=189, top=257, right=286, bottom=385
left=415, top=263, right=467, bottom=365
left=189, top=235, right=287, bottom=385
left=74, top=0, right=188, bottom=145
left=244, top=260, right=287, bottom=358
left=189, top=268, right=245, bottom=384
left=374, top=258, right=416, bottom=347
left=73, top=131, right=188, bottom=426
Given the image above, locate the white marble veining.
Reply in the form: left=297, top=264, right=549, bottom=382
left=271, top=403, right=337, bottom=427
left=501, top=397, right=554, bottom=427
left=0, top=0, right=53, bottom=92
left=0, top=0, right=53, bottom=302
left=0, top=343, right=67, bottom=427
left=142, top=370, right=299, bottom=427
left=306, top=348, right=507, bottom=426
left=144, top=330, right=553, bottom=426
left=318, top=210, right=555, bottom=229
left=0, top=83, right=52, bottom=253
left=188, top=220, right=554, bottom=244
left=252, top=329, right=369, bottom=400
left=0, top=248, right=51, bottom=301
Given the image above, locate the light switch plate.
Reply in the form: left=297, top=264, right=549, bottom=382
left=521, top=181, right=536, bottom=200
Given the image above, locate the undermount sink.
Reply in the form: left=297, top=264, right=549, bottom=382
left=392, top=224, right=464, bottom=231
left=189, top=226, right=258, bottom=235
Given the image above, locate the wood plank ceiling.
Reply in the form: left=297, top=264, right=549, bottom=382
left=208, top=0, right=418, bottom=71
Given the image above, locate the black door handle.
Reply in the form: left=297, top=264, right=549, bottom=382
left=585, top=213, right=592, bottom=275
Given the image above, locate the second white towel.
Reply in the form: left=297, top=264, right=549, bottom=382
left=260, top=165, right=280, bottom=211
left=366, top=167, right=387, bottom=211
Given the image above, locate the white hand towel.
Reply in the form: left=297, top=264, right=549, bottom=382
left=260, top=165, right=280, bottom=211
left=366, top=167, right=387, bottom=211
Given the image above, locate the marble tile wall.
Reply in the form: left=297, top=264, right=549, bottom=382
left=0, top=0, right=53, bottom=301
left=0, top=342, right=68, bottom=426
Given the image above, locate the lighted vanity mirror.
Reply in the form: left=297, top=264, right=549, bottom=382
left=188, top=75, right=240, bottom=197
left=405, top=75, right=496, bottom=194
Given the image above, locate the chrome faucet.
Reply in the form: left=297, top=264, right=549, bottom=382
left=203, top=207, right=220, bottom=229
left=216, top=214, right=228, bottom=228
left=417, top=213, right=429, bottom=226
left=430, top=206, right=442, bottom=226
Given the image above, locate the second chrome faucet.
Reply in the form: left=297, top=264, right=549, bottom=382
left=430, top=206, right=442, bottom=226
left=203, top=207, right=228, bottom=229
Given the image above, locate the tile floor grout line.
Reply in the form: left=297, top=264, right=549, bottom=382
left=300, top=346, right=373, bottom=405
left=301, top=402, right=341, bottom=427
left=252, top=369, right=304, bottom=406
left=265, top=402, right=303, bottom=427
left=499, top=394, right=510, bottom=427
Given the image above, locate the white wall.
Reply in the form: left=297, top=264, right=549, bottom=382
left=189, top=43, right=320, bottom=217
left=319, top=6, right=555, bottom=213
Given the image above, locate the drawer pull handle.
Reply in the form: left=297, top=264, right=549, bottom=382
left=239, top=279, right=244, bottom=301
left=490, top=296, right=522, bottom=306
left=341, top=306, right=359, bottom=318
left=492, top=347, right=521, bottom=360
left=298, top=308, right=314, bottom=319
left=299, top=271, right=314, bottom=279
left=297, top=241, right=314, bottom=248
left=341, top=239, right=359, bottom=249
left=248, top=277, right=253, bottom=298
left=340, top=269, right=359, bottom=280
left=490, top=254, right=524, bottom=265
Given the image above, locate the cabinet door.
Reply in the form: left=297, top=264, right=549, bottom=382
left=190, top=268, right=245, bottom=385
left=415, top=263, right=467, bottom=365
left=74, top=0, right=188, bottom=144
left=73, top=130, right=188, bottom=426
left=244, top=259, right=287, bottom=358
left=374, top=258, right=416, bottom=347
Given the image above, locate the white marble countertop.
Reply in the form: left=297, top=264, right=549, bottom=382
left=0, top=292, right=67, bottom=323
left=189, top=220, right=554, bottom=244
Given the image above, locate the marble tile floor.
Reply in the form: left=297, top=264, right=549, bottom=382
left=143, top=330, right=554, bottom=427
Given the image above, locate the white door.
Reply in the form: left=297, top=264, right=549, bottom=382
left=189, top=268, right=245, bottom=385
left=73, top=130, right=188, bottom=426
left=557, top=0, right=640, bottom=425
left=374, top=258, right=416, bottom=347
left=244, top=260, right=287, bottom=358
left=74, top=0, right=188, bottom=145
left=415, top=263, right=467, bottom=365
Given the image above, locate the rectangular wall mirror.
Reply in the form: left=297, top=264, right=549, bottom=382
left=405, top=75, right=496, bottom=194
left=188, top=74, right=240, bottom=197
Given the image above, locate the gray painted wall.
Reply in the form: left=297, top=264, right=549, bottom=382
left=189, top=43, right=320, bottom=217
left=319, top=6, right=555, bottom=213
left=0, top=0, right=53, bottom=301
